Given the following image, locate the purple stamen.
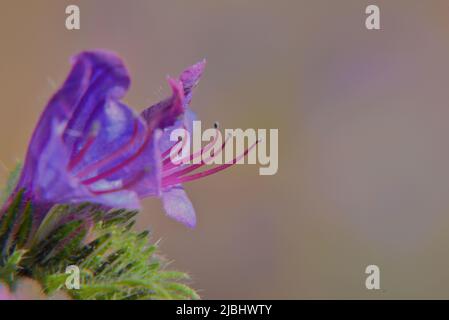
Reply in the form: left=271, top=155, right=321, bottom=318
left=162, top=140, right=259, bottom=187
left=164, top=133, right=231, bottom=179
left=163, top=128, right=220, bottom=171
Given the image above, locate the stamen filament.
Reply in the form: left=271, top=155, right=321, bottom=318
left=164, top=133, right=231, bottom=179
left=163, top=128, right=220, bottom=171
left=162, top=139, right=259, bottom=187
left=162, top=125, right=189, bottom=164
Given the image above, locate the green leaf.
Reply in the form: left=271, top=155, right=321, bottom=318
left=0, top=189, right=24, bottom=256
left=30, top=204, right=73, bottom=246
left=0, top=187, right=199, bottom=300
left=0, top=249, right=26, bottom=288
left=39, top=219, right=198, bottom=300
left=14, top=201, right=33, bottom=248
left=0, top=162, right=22, bottom=207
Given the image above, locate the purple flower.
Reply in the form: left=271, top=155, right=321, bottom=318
left=16, top=51, right=162, bottom=211
left=141, top=60, right=205, bottom=228
left=142, top=60, right=258, bottom=227
left=12, top=50, right=245, bottom=228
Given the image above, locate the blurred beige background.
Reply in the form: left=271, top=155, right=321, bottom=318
left=2, top=0, right=449, bottom=299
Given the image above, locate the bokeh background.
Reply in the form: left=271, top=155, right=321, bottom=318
left=2, top=0, right=449, bottom=299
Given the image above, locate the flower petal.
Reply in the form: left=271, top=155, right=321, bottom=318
left=62, top=51, right=131, bottom=153
left=18, top=50, right=130, bottom=191
left=141, top=60, right=205, bottom=157
left=179, top=59, right=206, bottom=105
left=73, top=101, right=161, bottom=199
left=162, top=186, right=196, bottom=228
left=141, top=77, right=185, bottom=130
left=33, top=120, right=89, bottom=203
left=141, top=59, right=205, bottom=131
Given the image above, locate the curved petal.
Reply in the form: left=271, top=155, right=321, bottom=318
left=17, top=50, right=159, bottom=210
left=179, top=59, right=206, bottom=105
left=162, top=186, right=196, bottom=228
left=141, top=77, right=185, bottom=131
left=31, top=120, right=142, bottom=210
left=141, top=60, right=205, bottom=158
left=62, top=51, right=131, bottom=153
left=18, top=50, right=130, bottom=191
left=141, top=59, right=205, bottom=131
left=33, top=120, right=90, bottom=204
